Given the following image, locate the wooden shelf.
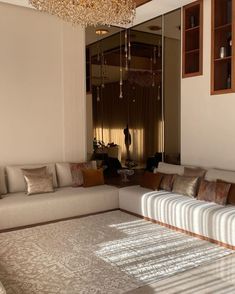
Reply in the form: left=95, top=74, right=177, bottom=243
left=214, top=56, right=232, bottom=62
left=211, top=0, right=234, bottom=94
left=182, top=0, right=203, bottom=78
left=185, top=26, right=200, bottom=32
left=186, top=48, right=200, bottom=54
left=215, top=23, right=232, bottom=30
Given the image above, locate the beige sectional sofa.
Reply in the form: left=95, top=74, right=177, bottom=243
left=119, top=162, right=235, bottom=249
left=0, top=163, right=119, bottom=231
left=0, top=162, right=234, bottom=251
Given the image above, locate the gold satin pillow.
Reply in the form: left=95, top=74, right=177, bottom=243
left=82, top=169, right=104, bottom=187
left=172, top=175, right=199, bottom=197
left=24, top=174, right=54, bottom=196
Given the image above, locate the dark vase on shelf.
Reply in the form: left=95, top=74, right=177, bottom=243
left=227, top=74, right=231, bottom=89
left=190, top=15, right=196, bottom=28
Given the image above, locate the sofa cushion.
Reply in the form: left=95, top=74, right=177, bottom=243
left=6, top=164, right=58, bottom=193
left=159, top=173, right=175, bottom=191
left=24, top=174, right=54, bottom=196
left=119, top=186, right=235, bottom=247
left=217, top=180, right=235, bottom=205
left=0, top=167, right=7, bottom=195
left=184, top=167, right=206, bottom=178
left=205, top=168, right=235, bottom=184
left=22, top=166, right=48, bottom=177
left=140, top=172, right=163, bottom=190
left=215, top=180, right=231, bottom=206
left=56, top=161, right=97, bottom=188
left=198, top=180, right=231, bottom=206
left=172, top=175, right=199, bottom=197
left=155, top=162, right=184, bottom=176
left=197, top=180, right=216, bottom=203
left=56, top=163, right=73, bottom=187
left=82, top=169, right=104, bottom=187
left=0, top=186, right=119, bottom=231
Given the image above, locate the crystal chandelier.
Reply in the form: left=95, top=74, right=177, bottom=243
left=29, top=0, right=136, bottom=27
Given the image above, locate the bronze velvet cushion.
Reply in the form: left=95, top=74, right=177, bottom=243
left=197, top=179, right=216, bottom=202
left=184, top=167, right=206, bottom=178
left=22, top=166, right=48, bottom=177
left=198, top=179, right=231, bottom=205
left=217, top=180, right=235, bottom=205
left=215, top=180, right=231, bottom=205
left=24, top=174, right=54, bottom=196
left=70, top=162, right=94, bottom=187
left=82, top=169, right=104, bottom=187
left=159, top=173, right=175, bottom=191
left=172, top=175, right=199, bottom=197
left=140, top=172, right=163, bottom=190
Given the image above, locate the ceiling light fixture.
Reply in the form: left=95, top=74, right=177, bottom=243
left=29, top=0, right=136, bottom=27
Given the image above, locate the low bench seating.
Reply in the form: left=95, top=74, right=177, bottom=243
left=0, top=163, right=119, bottom=231
left=0, top=186, right=119, bottom=231
left=119, top=186, right=235, bottom=248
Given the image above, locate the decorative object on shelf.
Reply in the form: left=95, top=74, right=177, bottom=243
left=29, top=0, right=136, bottom=27
left=227, top=32, right=232, bottom=56
left=220, top=47, right=227, bottom=59
left=117, top=169, right=134, bottom=182
left=227, top=73, right=231, bottom=89
left=190, top=15, right=196, bottom=28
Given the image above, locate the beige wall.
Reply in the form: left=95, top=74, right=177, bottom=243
left=0, top=3, right=86, bottom=165
left=181, top=0, right=235, bottom=170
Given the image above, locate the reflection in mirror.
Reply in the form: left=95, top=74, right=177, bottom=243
left=86, top=9, right=180, bottom=169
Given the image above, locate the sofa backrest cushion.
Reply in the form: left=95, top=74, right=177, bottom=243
left=205, top=168, right=235, bottom=184
left=6, top=164, right=58, bottom=193
left=0, top=167, right=7, bottom=195
left=56, top=163, right=73, bottom=187
left=155, top=162, right=184, bottom=176
left=56, top=161, right=97, bottom=188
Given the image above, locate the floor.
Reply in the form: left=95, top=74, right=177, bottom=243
left=128, top=253, right=235, bottom=294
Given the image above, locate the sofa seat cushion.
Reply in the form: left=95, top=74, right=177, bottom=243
left=119, top=186, right=235, bottom=247
left=0, top=186, right=119, bottom=231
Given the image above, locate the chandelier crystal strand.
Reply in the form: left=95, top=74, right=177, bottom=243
left=29, top=0, right=136, bottom=27
left=119, top=31, right=123, bottom=99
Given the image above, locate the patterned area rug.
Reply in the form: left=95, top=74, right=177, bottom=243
left=0, top=211, right=233, bottom=294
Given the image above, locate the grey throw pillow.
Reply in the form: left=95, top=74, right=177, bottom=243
left=172, top=175, right=199, bottom=197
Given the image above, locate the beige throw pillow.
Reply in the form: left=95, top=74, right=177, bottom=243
left=24, top=174, right=54, bottom=196
left=172, top=175, right=199, bottom=197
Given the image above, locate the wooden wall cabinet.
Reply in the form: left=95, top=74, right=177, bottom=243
left=211, top=0, right=234, bottom=94
left=182, top=0, right=203, bottom=78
